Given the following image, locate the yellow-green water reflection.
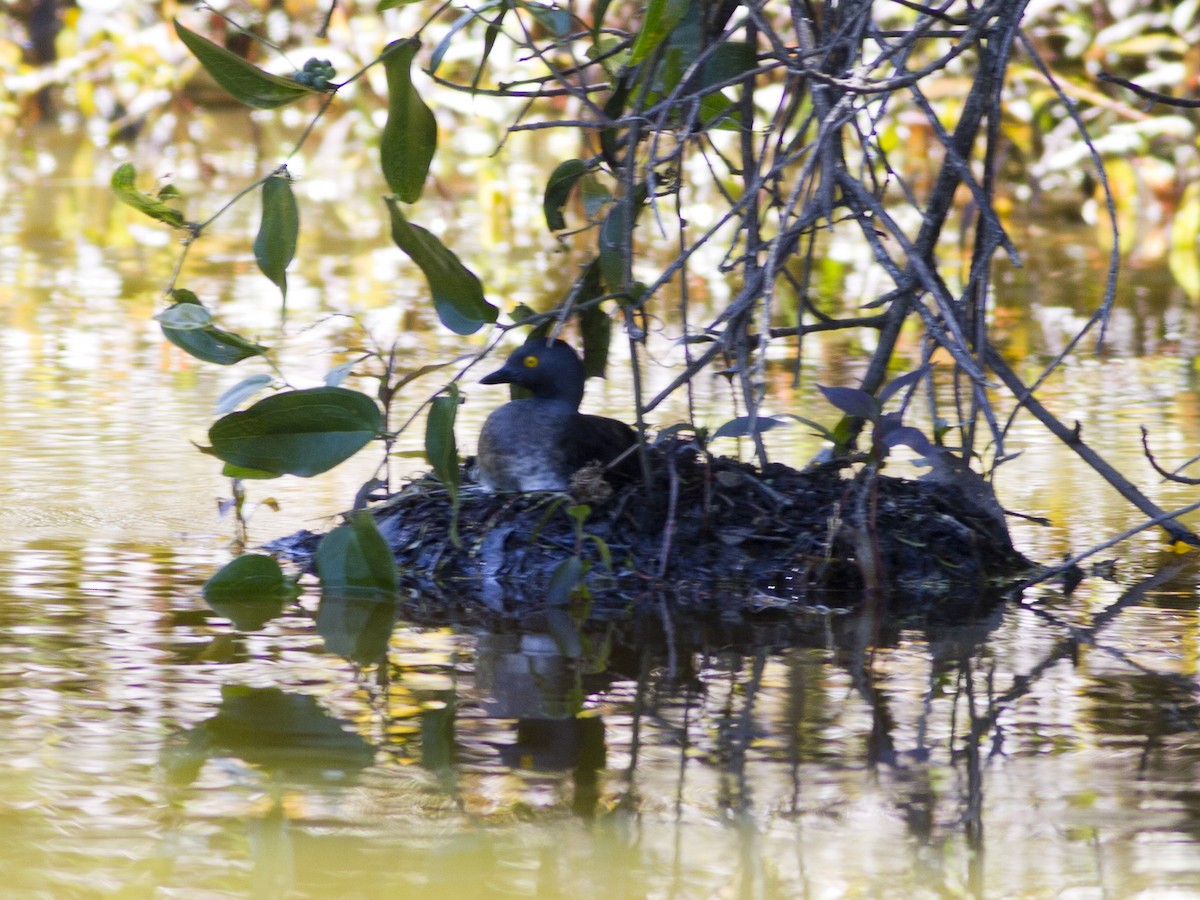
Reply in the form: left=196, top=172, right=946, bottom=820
left=4, top=122, right=1200, bottom=897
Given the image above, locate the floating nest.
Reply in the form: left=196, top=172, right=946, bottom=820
left=270, top=440, right=1034, bottom=629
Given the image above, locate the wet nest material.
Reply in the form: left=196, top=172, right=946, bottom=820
left=269, top=441, right=1033, bottom=627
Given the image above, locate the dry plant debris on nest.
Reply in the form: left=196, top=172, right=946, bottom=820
left=272, top=441, right=1033, bottom=626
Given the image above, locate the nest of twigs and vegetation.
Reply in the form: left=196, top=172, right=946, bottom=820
left=269, top=440, right=1033, bottom=631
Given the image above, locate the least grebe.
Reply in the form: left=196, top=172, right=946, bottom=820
left=477, top=339, right=637, bottom=492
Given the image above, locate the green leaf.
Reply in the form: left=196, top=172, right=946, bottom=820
left=580, top=175, right=612, bottom=218
left=543, top=159, right=587, bottom=231
left=160, top=291, right=268, bottom=366
left=698, top=91, right=737, bottom=130
left=254, top=172, right=299, bottom=300
left=385, top=199, right=498, bottom=334
left=592, top=0, right=614, bottom=43
left=817, top=384, right=880, bottom=421
left=155, top=301, right=212, bottom=329
left=219, top=462, right=282, bottom=480
left=208, top=387, right=383, bottom=477
left=628, top=0, right=689, bottom=66
left=576, top=260, right=611, bottom=378
left=425, top=384, right=460, bottom=494
left=701, top=41, right=757, bottom=87
left=174, top=19, right=317, bottom=109
left=472, top=2, right=507, bottom=93
left=111, top=163, right=187, bottom=229
left=315, top=510, right=399, bottom=596
left=380, top=38, right=438, bottom=203
left=203, top=554, right=297, bottom=630
left=378, top=0, right=424, bottom=9
left=429, top=10, right=475, bottom=74
left=711, top=415, right=790, bottom=440
left=599, top=198, right=637, bottom=294
left=520, top=1, right=571, bottom=39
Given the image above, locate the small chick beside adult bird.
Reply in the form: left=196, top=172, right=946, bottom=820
left=477, top=339, right=638, bottom=492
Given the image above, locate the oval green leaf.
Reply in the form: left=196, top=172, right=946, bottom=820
left=174, top=19, right=318, bottom=109
left=598, top=199, right=633, bottom=294
left=577, top=261, right=611, bottom=378
left=711, top=415, right=789, bottom=440
left=544, top=158, right=587, bottom=232
left=208, top=387, right=383, bottom=477
left=385, top=199, right=497, bottom=334
left=155, top=301, right=212, bottom=329
left=203, top=554, right=297, bottom=630
left=111, top=163, right=187, bottom=229
left=380, top=38, right=437, bottom=203
left=424, top=385, right=460, bottom=494
left=315, top=511, right=399, bottom=595
left=254, top=172, right=298, bottom=299
left=817, top=384, right=880, bottom=421
left=160, top=291, right=268, bottom=366
left=628, top=0, right=689, bottom=66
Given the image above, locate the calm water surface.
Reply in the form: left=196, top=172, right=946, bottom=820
left=3, top=124, right=1200, bottom=898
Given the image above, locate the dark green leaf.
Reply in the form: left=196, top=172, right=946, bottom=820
left=698, top=91, right=737, bottom=129
left=879, top=422, right=935, bottom=456
left=520, top=1, right=571, bottom=39
left=111, top=163, right=187, bottom=228
left=544, top=158, right=587, bottom=231
left=775, top=413, right=837, bottom=443
left=425, top=384, right=460, bottom=494
left=591, top=0, right=613, bottom=43
left=577, top=260, right=611, bottom=379
left=160, top=291, right=267, bottom=366
left=156, top=302, right=211, bottom=329
left=254, top=172, right=298, bottom=299
left=599, top=198, right=635, bottom=294
left=378, top=0, right=424, bottom=9
left=599, top=79, right=630, bottom=168
left=711, top=415, right=789, bottom=440
left=380, top=38, right=437, bottom=203
left=878, top=364, right=931, bottom=405
left=385, top=199, right=498, bottom=334
left=174, top=19, right=318, bottom=109
left=429, top=10, right=475, bottom=74
left=628, top=0, right=689, bottom=66
left=818, top=384, right=881, bottom=421
left=315, top=511, right=399, bottom=596
left=701, top=41, right=758, bottom=87
left=580, top=176, right=612, bottom=218
left=163, top=322, right=267, bottom=366
left=472, top=3, right=506, bottom=93
left=208, top=387, right=382, bottom=477
left=203, top=554, right=297, bottom=629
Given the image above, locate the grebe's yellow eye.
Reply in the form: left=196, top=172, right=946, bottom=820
left=523, top=356, right=539, bottom=368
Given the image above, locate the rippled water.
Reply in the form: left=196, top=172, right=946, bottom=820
left=4, top=123, right=1200, bottom=897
